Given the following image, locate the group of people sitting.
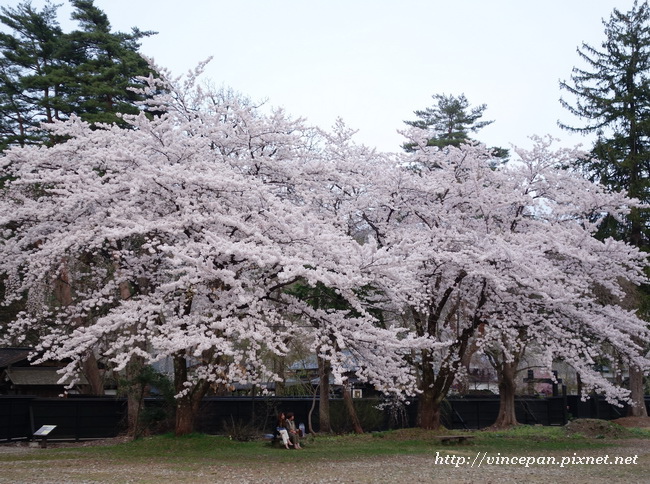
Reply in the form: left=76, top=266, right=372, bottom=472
left=277, top=412, right=302, bottom=449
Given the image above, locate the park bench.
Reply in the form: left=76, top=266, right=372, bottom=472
left=263, top=433, right=285, bottom=446
left=263, top=427, right=306, bottom=448
left=263, top=431, right=292, bottom=448
left=435, top=435, right=474, bottom=444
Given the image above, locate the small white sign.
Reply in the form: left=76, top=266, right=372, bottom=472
left=33, top=425, right=56, bottom=437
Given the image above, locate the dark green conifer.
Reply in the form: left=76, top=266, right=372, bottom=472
left=0, top=0, right=156, bottom=150
left=560, top=0, right=650, bottom=417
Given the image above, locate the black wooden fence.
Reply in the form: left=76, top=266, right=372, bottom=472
left=442, top=395, right=570, bottom=429
left=1, top=394, right=648, bottom=442
left=0, top=396, right=127, bottom=442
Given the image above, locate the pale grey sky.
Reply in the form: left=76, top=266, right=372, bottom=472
left=26, top=0, right=635, bottom=152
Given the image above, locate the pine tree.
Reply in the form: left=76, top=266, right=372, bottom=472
left=0, top=0, right=155, bottom=150
left=403, top=93, right=508, bottom=160
left=0, top=1, right=63, bottom=148
left=403, top=93, right=493, bottom=150
left=62, top=0, right=156, bottom=127
left=560, top=0, right=650, bottom=417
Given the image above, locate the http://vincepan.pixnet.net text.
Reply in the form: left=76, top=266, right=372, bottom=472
left=434, top=452, right=639, bottom=468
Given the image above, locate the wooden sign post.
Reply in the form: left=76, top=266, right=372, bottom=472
left=33, top=425, right=57, bottom=448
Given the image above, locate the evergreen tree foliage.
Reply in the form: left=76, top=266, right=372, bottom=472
left=402, top=92, right=508, bottom=161
left=0, top=1, right=62, bottom=148
left=0, top=0, right=156, bottom=150
left=559, top=0, right=650, bottom=250
left=64, top=0, right=156, bottom=126
left=560, top=0, right=650, bottom=417
left=402, top=93, right=490, bottom=149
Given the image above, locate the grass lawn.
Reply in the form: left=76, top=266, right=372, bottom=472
left=0, top=424, right=648, bottom=483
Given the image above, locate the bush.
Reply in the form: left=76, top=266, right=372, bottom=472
left=222, top=417, right=260, bottom=442
left=329, top=399, right=385, bottom=433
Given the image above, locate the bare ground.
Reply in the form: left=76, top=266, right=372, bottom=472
left=612, top=416, right=650, bottom=428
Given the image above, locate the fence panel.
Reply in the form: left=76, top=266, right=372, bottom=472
left=30, top=398, right=127, bottom=441
left=0, top=396, right=33, bottom=441
left=0, top=395, right=647, bottom=441
left=444, top=398, right=500, bottom=429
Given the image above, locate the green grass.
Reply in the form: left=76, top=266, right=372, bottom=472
left=0, top=426, right=648, bottom=483
left=2, top=424, right=648, bottom=466
left=476, top=423, right=650, bottom=450
left=5, top=424, right=646, bottom=464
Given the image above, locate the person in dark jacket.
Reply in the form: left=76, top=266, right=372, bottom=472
left=285, top=412, right=301, bottom=449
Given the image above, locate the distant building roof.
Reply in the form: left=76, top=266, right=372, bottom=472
left=4, top=367, right=88, bottom=386
left=288, top=353, right=358, bottom=372
left=0, top=348, right=32, bottom=368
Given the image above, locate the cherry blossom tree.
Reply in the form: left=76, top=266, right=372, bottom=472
left=479, top=138, right=650, bottom=428
left=357, top=133, right=650, bottom=429
left=0, top=62, right=416, bottom=435
left=277, top=120, right=423, bottom=432
left=1, top=59, right=647, bottom=437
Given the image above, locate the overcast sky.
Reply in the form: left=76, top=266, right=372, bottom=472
left=28, top=0, right=635, bottom=152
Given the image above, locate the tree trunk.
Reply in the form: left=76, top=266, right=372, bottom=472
left=318, top=356, right=332, bottom=433
left=627, top=364, right=648, bottom=417
left=418, top=389, right=443, bottom=430
left=125, top=355, right=146, bottom=438
left=492, top=360, right=519, bottom=428
left=576, top=372, right=582, bottom=397
left=414, top=277, right=486, bottom=430
left=418, top=394, right=440, bottom=429
left=307, top=383, right=318, bottom=434
left=82, top=351, right=104, bottom=395
left=457, top=326, right=481, bottom=395
left=417, top=349, right=442, bottom=430
left=173, top=352, right=209, bottom=436
left=274, top=354, right=286, bottom=397
left=174, top=382, right=210, bottom=436
left=126, top=390, right=141, bottom=438
left=343, top=380, right=363, bottom=434
left=116, top=275, right=146, bottom=438
left=174, top=353, right=190, bottom=435
left=418, top=348, right=471, bottom=430
left=55, top=260, right=105, bottom=395
left=175, top=392, right=199, bottom=436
